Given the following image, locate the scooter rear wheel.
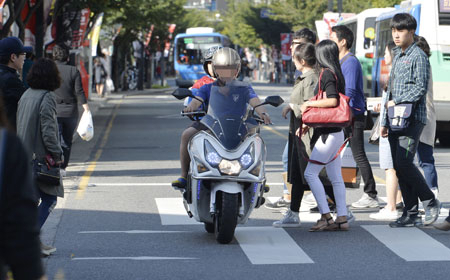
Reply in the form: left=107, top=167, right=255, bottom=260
left=214, top=192, right=239, bottom=244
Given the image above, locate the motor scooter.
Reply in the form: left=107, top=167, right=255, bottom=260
left=173, top=80, right=283, bottom=244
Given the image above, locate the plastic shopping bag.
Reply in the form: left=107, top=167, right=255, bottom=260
left=77, top=111, right=94, bottom=141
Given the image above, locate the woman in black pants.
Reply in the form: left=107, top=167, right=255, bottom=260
left=52, top=45, right=90, bottom=176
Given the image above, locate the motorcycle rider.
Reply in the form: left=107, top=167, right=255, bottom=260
left=172, top=47, right=271, bottom=189
left=172, top=46, right=219, bottom=190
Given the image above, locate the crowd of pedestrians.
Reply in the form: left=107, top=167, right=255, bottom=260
left=268, top=13, right=448, bottom=232
left=0, top=36, right=90, bottom=279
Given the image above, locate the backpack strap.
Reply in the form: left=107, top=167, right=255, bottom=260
left=0, top=128, right=7, bottom=203
left=340, top=53, right=355, bottom=65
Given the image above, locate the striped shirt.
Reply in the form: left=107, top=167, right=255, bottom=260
left=381, top=42, right=430, bottom=126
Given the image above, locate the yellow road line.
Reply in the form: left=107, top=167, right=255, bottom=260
left=76, top=100, right=123, bottom=199
left=263, top=124, right=385, bottom=184
left=262, top=125, right=288, bottom=140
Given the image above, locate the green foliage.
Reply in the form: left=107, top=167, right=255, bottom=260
left=221, top=1, right=290, bottom=49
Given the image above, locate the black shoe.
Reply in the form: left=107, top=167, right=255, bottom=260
left=310, top=203, right=336, bottom=213
left=396, top=202, right=404, bottom=210
left=389, top=215, right=423, bottom=228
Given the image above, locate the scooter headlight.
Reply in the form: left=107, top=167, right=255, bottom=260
left=239, top=143, right=255, bottom=169
left=219, top=159, right=241, bottom=175
left=205, top=140, right=222, bottom=167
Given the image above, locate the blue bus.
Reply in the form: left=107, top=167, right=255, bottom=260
left=372, top=0, right=450, bottom=145
left=173, top=27, right=231, bottom=88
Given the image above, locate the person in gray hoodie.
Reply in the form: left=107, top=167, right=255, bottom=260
left=16, top=58, right=63, bottom=256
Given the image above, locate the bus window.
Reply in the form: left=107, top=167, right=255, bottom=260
left=363, top=17, right=376, bottom=49
left=439, top=0, right=450, bottom=25
left=347, top=22, right=357, bottom=54
left=177, top=36, right=221, bottom=65
left=375, top=19, right=391, bottom=58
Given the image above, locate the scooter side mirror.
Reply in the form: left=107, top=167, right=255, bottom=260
left=264, top=96, right=284, bottom=107
left=172, top=88, right=194, bottom=100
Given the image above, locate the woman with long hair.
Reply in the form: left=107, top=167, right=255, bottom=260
left=272, top=43, right=319, bottom=227
left=299, top=40, right=349, bottom=231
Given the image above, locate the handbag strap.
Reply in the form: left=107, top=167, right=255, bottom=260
left=298, top=117, right=354, bottom=166
left=317, top=68, right=340, bottom=98
left=31, top=91, right=49, bottom=159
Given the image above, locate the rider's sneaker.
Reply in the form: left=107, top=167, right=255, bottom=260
left=265, top=197, right=290, bottom=210
left=273, top=210, right=301, bottom=228
left=171, top=177, right=187, bottom=190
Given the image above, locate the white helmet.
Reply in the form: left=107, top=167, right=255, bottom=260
left=211, top=47, right=241, bottom=80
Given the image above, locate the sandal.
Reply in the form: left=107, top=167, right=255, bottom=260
left=309, top=216, right=334, bottom=232
left=324, top=219, right=349, bottom=231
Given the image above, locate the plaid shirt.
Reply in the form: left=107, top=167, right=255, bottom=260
left=381, top=42, right=430, bottom=127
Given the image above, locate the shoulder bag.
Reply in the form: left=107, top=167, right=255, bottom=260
left=302, top=69, right=352, bottom=128
left=32, top=92, right=61, bottom=186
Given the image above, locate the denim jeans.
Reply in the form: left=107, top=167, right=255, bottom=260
left=345, top=114, right=377, bottom=198
left=38, top=190, right=57, bottom=228
left=417, top=142, right=438, bottom=190
left=282, top=141, right=289, bottom=194
left=58, top=117, right=79, bottom=169
left=388, top=122, right=436, bottom=217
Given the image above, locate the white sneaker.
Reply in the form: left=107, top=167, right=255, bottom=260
left=351, top=194, right=379, bottom=209
left=431, top=188, right=439, bottom=199
left=272, top=210, right=301, bottom=228
left=369, top=208, right=398, bottom=221
left=60, top=169, right=67, bottom=177
left=301, top=192, right=317, bottom=207
left=41, top=242, right=56, bottom=256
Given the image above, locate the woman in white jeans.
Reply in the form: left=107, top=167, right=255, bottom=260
left=299, top=40, right=349, bottom=231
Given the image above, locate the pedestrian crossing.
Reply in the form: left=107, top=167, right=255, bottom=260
left=154, top=197, right=450, bottom=264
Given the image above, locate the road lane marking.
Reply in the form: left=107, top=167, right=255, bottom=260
left=78, top=230, right=189, bottom=234
left=362, top=225, right=450, bottom=261
left=85, top=182, right=284, bottom=186
left=72, top=256, right=197, bottom=261
left=155, top=198, right=200, bottom=225
left=262, top=125, right=288, bottom=140
left=235, top=227, right=314, bottom=264
left=76, top=100, right=123, bottom=199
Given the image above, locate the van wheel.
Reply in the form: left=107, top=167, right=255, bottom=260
left=214, top=192, right=239, bottom=244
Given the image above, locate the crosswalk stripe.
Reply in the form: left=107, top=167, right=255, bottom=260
left=235, top=227, right=314, bottom=264
left=155, top=198, right=200, bottom=225
left=72, top=256, right=198, bottom=261
left=78, top=230, right=188, bottom=234
left=362, top=225, right=450, bottom=261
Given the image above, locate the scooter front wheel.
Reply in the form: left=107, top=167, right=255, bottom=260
left=204, top=222, right=214, bottom=233
left=214, top=192, right=239, bottom=244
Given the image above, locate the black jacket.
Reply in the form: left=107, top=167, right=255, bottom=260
left=0, top=65, right=27, bottom=130
left=54, top=62, right=87, bottom=118
left=0, top=129, right=44, bottom=280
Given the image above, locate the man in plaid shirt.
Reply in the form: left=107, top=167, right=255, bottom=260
left=380, top=13, right=440, bottom=228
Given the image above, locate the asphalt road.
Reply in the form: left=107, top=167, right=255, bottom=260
left=43, top=81, right=450, bottom=280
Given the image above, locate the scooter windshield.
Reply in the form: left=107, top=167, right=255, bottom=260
left=201, top=80, right=251, bottom=150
